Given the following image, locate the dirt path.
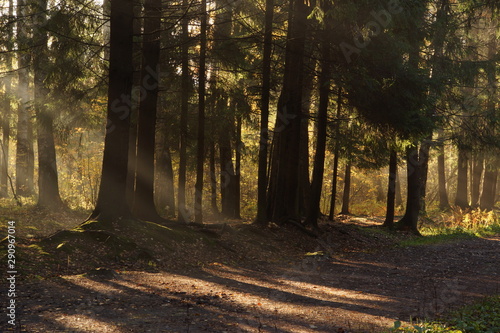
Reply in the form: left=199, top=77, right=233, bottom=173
left=5, top=235, right=499, bottom=333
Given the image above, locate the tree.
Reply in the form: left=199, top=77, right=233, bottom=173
left=16, top=0, right=34, bottom=197
left=194, top=0, right=208, bottom=223
left=89, top=0, right=134, bottom=223
left=0, top=0, right=14, bottom=198
left=33, top=0, right=65, bottom=209
left=267, top=0, right=309, bottom=224
left=383, top=150, right=398, bottom=228
left=177, top=0, right=191, bottom=222
left=255, top=0, right=274, bottom=226
left=305, top=1, right=331, bottom=229
left=132, top=0, right=165, bottom=222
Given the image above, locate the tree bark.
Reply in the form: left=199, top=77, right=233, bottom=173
left=383, top=150, right=397, bottom=228
left=89, top=0, right=134, bottom=223
left=437, top=132, right=450, bottom=210
left=194, top=0, right=208, bottom=223
left=305, top=15, right=330, bottom=229
left=132, top=0, right=165, bottom=222
left=255, top=0, right=274, bottom=226
left=454, top=147, right=469, bottom=209
left=0, top=0, right=13, bottom=198
left=471, top=152, right=484, bottom=208
left=209, top=141, right=219, bottom=217
left=397, top=146, right=422, bottom=235
left=33, top=0, right=65, bottom=210
left=340, top=162, right=352, bottom=215
left=267, top=0, right=309, bottom=224
left=480, top=157, right=498, bottom=211
left=15, top=0, right=33, bottom=197
left=177, top=0, right=190, bottom=222
left=328, top=87, right=342, bottom=220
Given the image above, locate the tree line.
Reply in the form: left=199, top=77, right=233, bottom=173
left=0, top=0, right=498, bottom=234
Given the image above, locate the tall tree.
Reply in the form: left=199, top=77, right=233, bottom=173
left=255, top=0, right=274, bottom=226
left=177, top=0, right=191, bottom=222
left=88, top=0, right=134, bottom=223
left=33, top=0, right=65, bottom=209
left=306, top=3, right=331, bottom=229
left=15, top=0, right=33, bottom=197
left=454, top=146, right=469, bottom=208
left=267, top=0, right=309, bottom=224
left=194, top=0, right=208, bottom=223
left=437, top=131, right=450, bottom=210
left=383, top=150, right=398, bottom=228
left=0, top=0, right=14, bottom=198
left=132, top=0, right=165, bottom=222
left=329, top=87, right=342, bottom=220
left=340, top=161, right=352, bottom=215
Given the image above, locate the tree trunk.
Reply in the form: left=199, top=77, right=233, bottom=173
left=255, top=0, right=274, bottom=226
left=234, top=116, right=242, bottom=219
left=418, top=136, right=431, bottom=214
left=194, top=0, right=208, bottom=223
left=0, top=0, right=13, bottom=198
left=383, top=150, right=398, bottom=228
left=267, top=0, right=309, bottom=224
left=397, top=146, right=422, bottom=235
left=209, top=141, right=219, bottom=217
left=395, top=170, right=403, bottom=207
left=454, top=147, right=469, bottom=209
left=305, top=15, right=330, bottom=229
left=89, top=0, right=134, bottom=223
left=177, top=0, right=190, bottom=222
left=328, top=87, right=342, bottom=220
left=16, top=0, right=33, bottom=197
left=132, top=0, right=164, bottom=222
left=299, top=63, right=314, bottom=217
left=155, top=127, right=176, bottom=218
left=33, top=0, right=64, bottom=210
left=471, top=152, right=484, bottom=208
left=437, top=132, right=450, bottom=210
left=480, top=157, right=498, bottom=211
left=340, top=161, right=352, bottom=215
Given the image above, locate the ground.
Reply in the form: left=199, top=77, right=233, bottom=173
left=1, top=210, right=499, bottom=332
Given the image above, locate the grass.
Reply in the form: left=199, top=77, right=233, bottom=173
left=388, top=295, right=500, bottom=333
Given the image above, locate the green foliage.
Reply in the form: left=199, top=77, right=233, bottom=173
left=387, top=296, right=500, bottom=333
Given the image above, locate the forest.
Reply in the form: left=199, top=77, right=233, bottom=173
left=0, top=0, right=499, bottom=332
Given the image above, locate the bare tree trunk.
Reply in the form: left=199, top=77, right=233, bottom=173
left=454, top=147, right=469, bottom=209
left=177, top=0, right=190, bottom=222
left=16, top=0, right=33, bottom=197
left=209, top=141, right=219, bottom=217
left=255, top=0, right=274, bottom=226
left=471, top=152, right=484, bottom=208
left=132, top=0, right=165, bottom=223
left=267, top=0, right=309, bottom=224
left=89, top=0, right=134, bottom=223
left=397, top=146, right=422, bottom=235
left=437, top=132, right=450, bottom=210
left=306, top=13, right=330, bottom=229
left=480, top=157, right=498, bottom=211
left=340, top=161, right=351, bottom=215
left=383, top=150, right=398, bottom=228
left=194, top=0, right=208, bottom=223
left=0, top=0, right=13, bottom=198
left=33, top=0, right=65, bottom=209
left=328, top=87, right=342, bottom=220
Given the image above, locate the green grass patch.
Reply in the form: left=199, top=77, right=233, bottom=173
left=388, top=295, right=500, bottom=332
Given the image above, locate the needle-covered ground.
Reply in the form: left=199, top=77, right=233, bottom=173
left=1, top=207, right=499, bottom=332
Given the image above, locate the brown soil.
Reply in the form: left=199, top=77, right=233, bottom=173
left=2, top=216, right=499, bottom=333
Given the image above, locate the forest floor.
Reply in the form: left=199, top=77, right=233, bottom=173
left=1, top=207, right=499, bottom=332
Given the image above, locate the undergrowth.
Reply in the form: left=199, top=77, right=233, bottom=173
left=399, top=208, right=499, bottom=247
left=388, top=295, right=500, bottom=333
